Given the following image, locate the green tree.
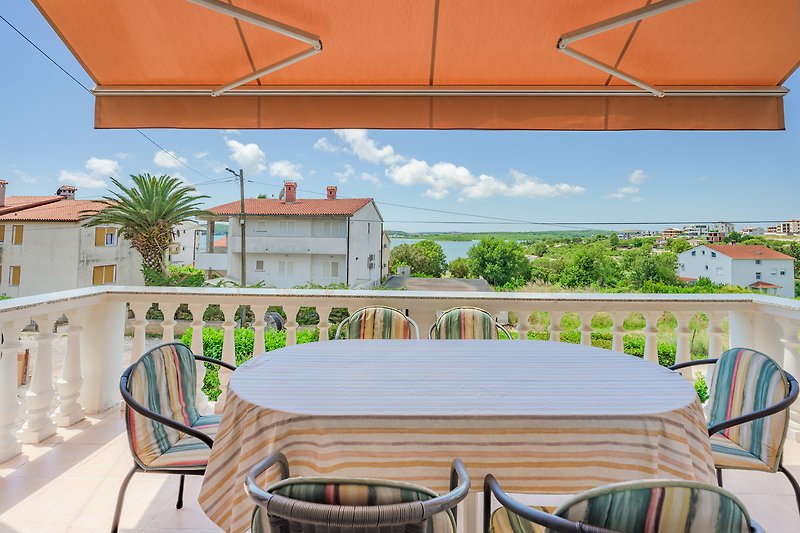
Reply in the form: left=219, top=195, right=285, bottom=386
left=559, top=245, right=620, bottom=288
left=724, top=231, right=743, bottom=243
left=627, top=251, right=679, bottom=289
left=448, top=257, right=471, bottom=278
left=83, top=174, right=209, bottom=284
left=467, top=238, right=531, bottom=287
left=666, top=238, right=692, bottom=254
left=389, top=240, right=447, bottom=277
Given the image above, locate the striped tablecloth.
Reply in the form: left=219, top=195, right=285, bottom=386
left=199, top=340, right=715, bottom=533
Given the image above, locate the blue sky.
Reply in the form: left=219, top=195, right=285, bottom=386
left=1, top=2, right=798, bottom=233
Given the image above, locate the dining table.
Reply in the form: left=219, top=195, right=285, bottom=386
left=198, top=339, right=716, bottom=533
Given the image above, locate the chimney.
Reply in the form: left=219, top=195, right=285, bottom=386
left=0, top=180, right=7, bottom=207
left=56, top=185, right=77, bottom=200
left=326, top=185, right=337, bottom=200
left=283, top=181, right=297, bottom=203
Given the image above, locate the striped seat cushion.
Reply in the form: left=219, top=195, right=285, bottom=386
left=707, top=348, right=790, bottom=472
left=345, top=306, right=413, bottom=339
left=431, top=307, right=499, bottom=339
left=490, top=506, right=554, bottom=533
left=710, top=433, right=771, bottom=471
left=253, top=478, right=455, bottom=533
left=147, top=414, right=220, bottom=469
left=125, top=343, right=202, bottom=467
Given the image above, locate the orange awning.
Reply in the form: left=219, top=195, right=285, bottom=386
left=33, top=0, right=800, bottom=130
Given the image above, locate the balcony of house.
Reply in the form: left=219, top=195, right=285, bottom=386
left=226, top=235, right=348, bottom=255
left=1, top=287, right=800, bottom=531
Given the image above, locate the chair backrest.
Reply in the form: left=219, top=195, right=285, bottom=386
left=429, top=306, right=510, bottom=340
left=336, top=306, right=419, bottom=339
left=124, top=343, right=200, bottom=467
left=708, top=347, right=791, bottom=470
left=251, top=477, right=456, bottom=533
left=552, top=479, right=753, bottom=533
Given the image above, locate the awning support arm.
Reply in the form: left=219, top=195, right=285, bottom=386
left=557, top=0, right=699, bottom=97
left=186, top=0, right=322, bottom=96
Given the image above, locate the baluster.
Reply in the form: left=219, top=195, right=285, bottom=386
left=515, top=311, right=530, bottom=341
left=54, top=310, right=85, bottom=427
left=187, top=303, right=208, bottom=413
left=18, top=314, right=58, bottom=443
left=251, top=305, right=268, bottom=354
left=215, top=304, right=237, bottom=413
left=283, top=305, right=300, bottom=346
left=130, top=302, right=150, bottom=360
left=579, top=312, right=593, bottom=346
left=707, top=311, right=725, bottom=359
left=611, top=312, right=626, bottom=353
left=316, top=306, right=332, bottom=342
left=548, top=311, right=563, bottom=342
left=776, top=319, right=800, bottom=442
left=643, top=311, right=660, bottom=364
left=160, top=302, right=179, bottom=343
left=674, top=311, right=693, bottom=379
left=0, top=320, right=25, bottom=462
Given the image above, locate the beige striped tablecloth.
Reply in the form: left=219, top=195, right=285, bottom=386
left=199, top=340, right=715, bottom=533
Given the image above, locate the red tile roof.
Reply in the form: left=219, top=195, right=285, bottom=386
left=0, top=196, right=63, bottom=215
left=678, top=276, right=697, bottom=282
left=0, top=199, right=108, bottom=222
left=213, top=236, right=227, bottom=247
left=704, top=244, right=794, bottom=260
left=209, top=198, right=373, bottom=217
left=749, top=281, right=782, bottom=289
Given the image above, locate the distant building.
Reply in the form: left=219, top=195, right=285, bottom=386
left=168, top=220, right=201, bottom=266
left=662, top=227, right=682, bottom=239
left=766, top=226, right=779, bottom=234
left=200, top=182, right=384, bottom=288
left=741, top=226, right=766, bottom=236
left=677, top=244, right=795, bottom=298
left=779, top=220, right=800, bottom=235
left=682, top=222, right=732, bottom=240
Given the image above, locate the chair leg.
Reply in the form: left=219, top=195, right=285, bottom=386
left=111, top=465, right=138, bottom=533
left=716, top=468, right=723, bottom=487
left=778, top=462, right=800, bottom=516
left=177, top=474, right=186, bottom=509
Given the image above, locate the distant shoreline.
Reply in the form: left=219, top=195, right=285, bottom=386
left=385, top=230, right=611, bottom=242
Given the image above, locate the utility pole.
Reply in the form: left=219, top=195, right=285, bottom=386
left=226, top=168, right=247, bottom=287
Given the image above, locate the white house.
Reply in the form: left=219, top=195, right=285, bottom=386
left=168, top=219, right=201, bottom=266
left=0, top=181, right=143, bottom=297
left=199, top=182, right=384, bottom=288
left=677, top=244, right=795, bottom=298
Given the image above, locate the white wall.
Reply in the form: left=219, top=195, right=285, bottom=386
left=168, top=220, right=200, bottom=265
left=677, top=246, right=733, bottom=284
left=347, top=202, right=383, bottom=287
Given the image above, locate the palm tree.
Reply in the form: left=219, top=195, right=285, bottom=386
left=83, top=174, right=209, bottom=283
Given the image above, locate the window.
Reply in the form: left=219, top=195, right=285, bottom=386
left=0, top=224, right=4, bottom=243
left=279, top=221, right=296, bottom=236
left=255, top=260, right=264, bottom=271
left=92, top=265, right=116, bottom=285
left=705, top=265, right=709, bottom=270
left=9, top=266, right=20, bottom=286
left=95, top=227, right=117, bottom=246
left=711, top=252, right=716, bottom=258
left=716, top=267, right=723, bottom=275
left=701, top=250, right=705, bottom=255
left=755, top=259, right=761, bottom=265
left=771, top=269, right=777, bottom=276
left=691, top=251, right=696, bottom=256
left=11, top=225, right=23, bottom=245
left=320, top=221, right=344, bottom=237
left=323, top=261, right=339, bottom=280
left=278, top=260, right=294, bottom=277
left=755, top=272, right=762, bottom=280
left=780, top=270, right=787, bottom=276
left=257, top=221, right=268, bottom=231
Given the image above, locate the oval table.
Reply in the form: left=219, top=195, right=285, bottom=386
left=199, top=339, right=715, bottom=533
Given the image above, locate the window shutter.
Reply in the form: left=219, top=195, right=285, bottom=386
left=0, top=224, right=5, bottom=243
left=105, top=265, right=116, bottom=283
left=12, top=225, right=23, bottom=245
left=95, top=228, right=105, bottom=246
left=92, top=266, right=103, bottom=285
left=10, top=266, right=20, bottom=286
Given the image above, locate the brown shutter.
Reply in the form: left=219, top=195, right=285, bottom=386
left=95, top=228, right=105, bottom=246
left=12, top=225, right=23, bottom=245
left=10, top=266, right=20, bottom=286
left=0, top=224, right=5, bottom=243
left=105, top=265, right=116, bottom=283
left=92, top=266, right=103, bottom=285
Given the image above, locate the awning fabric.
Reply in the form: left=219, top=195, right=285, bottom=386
left=33, top=0, right=800, bottom=131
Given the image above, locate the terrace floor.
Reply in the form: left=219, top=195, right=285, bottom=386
left=1, top=406, right=799, bottom=532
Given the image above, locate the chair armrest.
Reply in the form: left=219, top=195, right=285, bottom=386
left=708, top=371, right=798, bottom=436
left=421, top=459, right=470, bottom=521
left=194, top=354, right=236, bottom=371
left=334, top=316, right=350, bottom=340
left=120, top=365, right=214, bottom=449
left=244, top=452, right=291, bottom=507
left=669, top=358, right=718, bottom=371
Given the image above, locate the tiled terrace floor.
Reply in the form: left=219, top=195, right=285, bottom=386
left=1, top=408, right=799, bottom=533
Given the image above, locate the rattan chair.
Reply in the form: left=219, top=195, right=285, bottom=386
left=429, top=306, right=512, bottom=340
left=113, top=342, right=235, bottom=533
left=670, top=347, right=800, bottom=515
left=335, top=305, right=420, bottom=339
left=247, top=452, right=470, bottom=533
left=484, top=475, right=764, bottom=533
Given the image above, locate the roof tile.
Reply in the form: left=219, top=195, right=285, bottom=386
left=209, top=198, right=373, bottom=217
left=703, top=244, right=794, bottom=260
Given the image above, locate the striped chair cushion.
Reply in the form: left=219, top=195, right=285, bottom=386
left=125, top=343, right=201, bottom=467
left=490, top=506, right=554, bottom=533
left=147, top=414, right=220, bottom=469
left=710, top=433, right=771, bottom=471
left=708, top=348, right=790, bottom=472
left=345, top=306, right=413, bottom=339
left=253, top=478, right=455, bottom=533
left=431, top=307, right=499, bottom=340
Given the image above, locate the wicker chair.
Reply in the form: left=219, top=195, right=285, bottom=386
left=484, top=475, right=764, bottom=533
left=335, top=305, right=420, bottom=339
left=429, top=306, right=512, bottom=340
left=113, top=342, right=235, bottom=533
left=247, top=452, right=470, bottom=533
left=670, top=347, right=800, bottom=515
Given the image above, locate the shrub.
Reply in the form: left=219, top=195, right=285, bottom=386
left=694, top=374, right=710, bottom=403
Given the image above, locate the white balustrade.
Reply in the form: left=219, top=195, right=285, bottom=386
left=674, top=311, right=693, bottom=379
left=216, top=304, right=237, bottom=413
left=707, top=311, right=726, bottom=358
left=611, top=312, right=626, bottom=353
left=0, top=319, right=26, bottom=462
left=251, top=305, right=268, bottom=354
left=53, top=310, right=85, bottom=427
left=283, top=305, right=300, bottom=346
left=548, top=311, right=563, bottom=342
left=316, top=306, right=332, bottom=342
left=130, top=302, right=150, bottom=361
left=188, top=303, right=208, bottom=412
left=516, top=311, right=530, bottom=341
left=643, top=311, right=660, bottom=364
left=777, top=319, right=800, bottom=442
left=159, top=302, right=179, bottom=343
left=18, top=314, right=59, bottom=443
left=579, top=312, right=593, bottom=346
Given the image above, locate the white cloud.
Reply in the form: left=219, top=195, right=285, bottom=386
left=58, top=170, right=107, bottom=189
left=313, top=137, right=338, bottom=153
left=630, top=196, right=645, bottom=203
left=85, top=157, right=120, bottom=177
left=114, top=152, right=132, bottom=160
left=12, top=170, right=39, bottom=184
left=224, top=129, right=241, bottom=135
left=461, top=169, right=586, bottom=201
left=225, top=138, right=266, bottom=175
left=193, top=151, right=208, bottom=160
left=269, top=160, right=304, bottom=181
left=628, top=169, right=648, bottom=184
left=153, top=150, right=188, bottom=169
left=334, top=129, right=403, bottom=165
left=335, top=164, right=355, bottom=183
left=58, top=156, right=122, bottom=189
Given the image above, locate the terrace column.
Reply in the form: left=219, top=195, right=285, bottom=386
left=18, top=314, right=59, bottom=443
left=728, top=310, right=755, bottom=349
left=54, top=310, right=85, bottom=427
left=643, top=312, right=660, bottom=364
left=548, top=311, right=563, bottom=342
left=0, top=319, right=26, bottom=462
left=316, top=306, right=332, bottom=342
left=611, top=312, right=626, bottom=353
left=516, top=312, right=530, bottom=341
left=777, top=318, right=800, bottom=442
left=188, top=303, right=208, bottom=412
left=216, top=304, right=237, bottom=413
left=160, top=302, right=179, bottom=343
left=80, top=300, right=126, bottom=413
left=130, top=302, right=150, bottom=360
left=283, top=305, right=300, bottom=346
left=251, top=305, right=268, bottom=354
left=579, top=312, right=593, bottom=346
left=707, top=312, right=725, bottom=359
left=674, top=312, right=693, bottom=379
